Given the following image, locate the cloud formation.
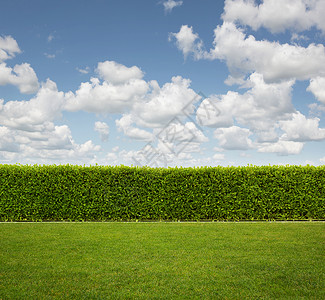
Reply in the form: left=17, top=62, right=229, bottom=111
left=64, top=75, right=149, bottom=114
left=168, top=1, right=325, bottom=159
left=133, top=76, right=199, bottom=128
left=162, top=0, right=183, bottom=13
left=279, top=112, right=325, bottom=142
left=0, top=62, right=39, bottom=94
left=0, top=79, right=64, bottom=131
left=94, top=121, right=109, bottom=142
left=214, top=126, right=254, bottom=150
left=76, top=66, right=90, bottom=74
left=307, top=77, right=325, bottom=104
left=0, top=35, right=21, bottom=61
left=116, top=114, right=153, bottom=141
left=96, top=61, right=144, bottom=85
left=1, top=11, right=324, bottom=167
left=222, top=0, right=325, bottom=34
left=170, top=22, right=325, bottom=83
left=0, top=36, right=39, bottom=93
left=169, top=25, right=204, bottom=60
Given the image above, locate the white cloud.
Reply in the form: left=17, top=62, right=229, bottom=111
left=116, top=114, right=154, bottom=141
left=47, top=34, right=54, bottom=42
left=0, top=126, right=20, bottom=152
left=0, top=36, right=39, bottom=93
left=162, top=0, right=183, bottom=13
left=155, top=120, right=208, bottom=145
left=64, top=76, right=149, bottom=114
left=0, top=79, right=64, bottom=131
left=44, top=53, right=55, bottom=59
left=222, top=0, right=325, bottom=34
left=258, top=140, right=304, bottom=155
left=0, top=121, right=101, bottom=164
left=106, top=152, right=118, bottom=164
left=197, top=73, right=295, bottom=133
left=94, top=121, right=109, bottom=141
left=279, top=111, right=325, bottom=142
left=0, top=35, right=21, bottom=61
left=320, top=156, right=325, bottom=164
left=168, top=2, right=325, bottom=161
left=26, top=125, right=74, bottom=151
left=224, top=75, right=246, bottom=86
left=156, top=138, right=202, bottom=156
left=196, top=73, right=325, bottom=150
left=196, top=95, right=234, bottom=128
left=213, top=153, right=225, bottom=161
left=171, top=21, right=325, bottom=83
left=214, top=126, right=254, bottom=150
left=209, top=22, right=325, bottom=82
left=309, top=0, right=325, bottom=33
left=235, top=73, right=295, bottom=128
left=133, top=76, right=200, bottom=128
left=119, top=141, right=206, bottom=168
left=307, top=77, right=325, bottom=104
left=64, top=61, right=150, bottom=114
left=169, top=25, right=204, bottom=60
left=76, top=67, right=90, bottom=74
left=290, top=33, right=309, bottom=43
left=0, top=62, right=39, bottom=94
left=96, top=61, right=144, bottom=85
left=75, top=140, right=101, bottom=155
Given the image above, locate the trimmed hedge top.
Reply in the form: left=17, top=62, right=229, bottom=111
left=0, top=164, right=324, bottom=221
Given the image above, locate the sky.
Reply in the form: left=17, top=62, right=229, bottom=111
left=0, top=0, right=325, bottom=167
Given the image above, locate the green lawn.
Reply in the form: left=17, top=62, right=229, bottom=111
left=0, top=222, right=324, bottom=299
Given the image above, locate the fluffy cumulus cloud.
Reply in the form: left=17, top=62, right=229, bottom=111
left=0, top=75, right=102, bottom=164
left=0, top=79, right=65, bottom=131
left=162, top=0, right=183, bottom=13
left=195, top=71, right=325, bottom=155
left=257, top=140, right=304, bottom=156
left=116, top=114, right=153, bottom=141
left=66, top=62, right=200, bottom=120
left=213, top=153, right=225, bottom=161
left=0, top=36, right=39, bottom=94
left=64, top=76, right=149, bottom=114
left=0, top=35, right=21, bottom=61
left=222, top=0, right=325, bottom=34
left=0, top=122, right=101, bottom=164
left=307, top=77, right=325, bottom=104
left=171, top=22, right=325, bottom=83
left=0, top=55, right=204, bottom=165
left=169, top=25, right=204, bottom=60
left=210, top=22, right=325, bottom=82
left=168, top=0, right=325, bottom=159
left=279, top=112, right=325, bottom=142
left=94, top=121, right=109, bottom=142
left=214, top=126, right=254, bottom=150
left=197, top=73, right=295, bottom=135
left=76, top=66, right=90, bottom=74
left=96, top=61, right=144, bottom=85
left=0, top=126, right=19, bottom=152
left=155, top=121, right=208, bottom=144
left=0, top=62, right=39, bottom=94
left=133, top=76, right=200, bottom=128
left=116, top=143, right=216, bottom=168
left=1, top=17, right=324, bottom=166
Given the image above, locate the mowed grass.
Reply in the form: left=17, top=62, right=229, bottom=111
left=0, top=222, right=324, bottom=299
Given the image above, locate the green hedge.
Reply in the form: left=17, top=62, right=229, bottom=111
left=0, top=164, right=324, bottom=221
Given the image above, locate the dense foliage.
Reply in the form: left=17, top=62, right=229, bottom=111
left=0, top=164, right=324, bottom=221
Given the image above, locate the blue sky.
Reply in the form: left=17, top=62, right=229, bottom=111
left=0, top=0, right=325, bottom=167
